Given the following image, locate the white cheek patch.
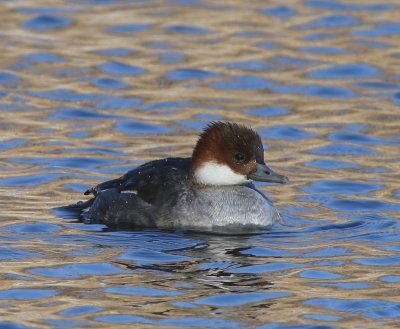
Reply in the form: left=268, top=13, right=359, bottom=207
left=194, top=161, right=249, bottom=186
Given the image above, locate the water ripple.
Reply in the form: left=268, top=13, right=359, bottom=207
left=310, top=63, right=380, bottom=79
left=99, top=61, right=146, bottom=76
left=28, top=263, right=129, bottom=279
left=303, top=298, right=400, bottom=319
left=195, top=291, right=290, bottom=307
left=22, top=14, right=72, bottom=30
left=0, top=289, right=58, bottom=300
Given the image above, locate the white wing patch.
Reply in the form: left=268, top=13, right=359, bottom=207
left=194, top=161, right=249, bottom=186
left=121, top=190, right=138, bottom=194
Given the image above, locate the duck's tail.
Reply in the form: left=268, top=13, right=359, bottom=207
left=53, top=198, right=94, bottom=219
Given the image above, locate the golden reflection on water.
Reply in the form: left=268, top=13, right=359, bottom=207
left=0, top=0, right=400, bottom=328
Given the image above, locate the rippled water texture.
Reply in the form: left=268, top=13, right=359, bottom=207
left=1, top=0, right=400, bottom=328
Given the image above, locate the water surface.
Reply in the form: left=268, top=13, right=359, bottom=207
left=0, top=1, right=399, bottom=328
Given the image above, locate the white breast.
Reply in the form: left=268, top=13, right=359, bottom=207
left=194, top=161, right=249, bottom=186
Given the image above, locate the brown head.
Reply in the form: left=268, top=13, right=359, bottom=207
left=190, top=122, right=288, bottom=186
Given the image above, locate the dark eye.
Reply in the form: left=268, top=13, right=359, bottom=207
left=234, top=152, right=245, bottom=162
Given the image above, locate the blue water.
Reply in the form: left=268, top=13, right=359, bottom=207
left=0, top=0, right=399, bottom=328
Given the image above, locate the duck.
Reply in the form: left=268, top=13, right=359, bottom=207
left=60, top=122, right=288, bottom=234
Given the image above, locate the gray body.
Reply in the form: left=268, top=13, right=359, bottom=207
left=166, top=185, right=277, bottom=233
left=75, top=157, right=278, bottom=234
